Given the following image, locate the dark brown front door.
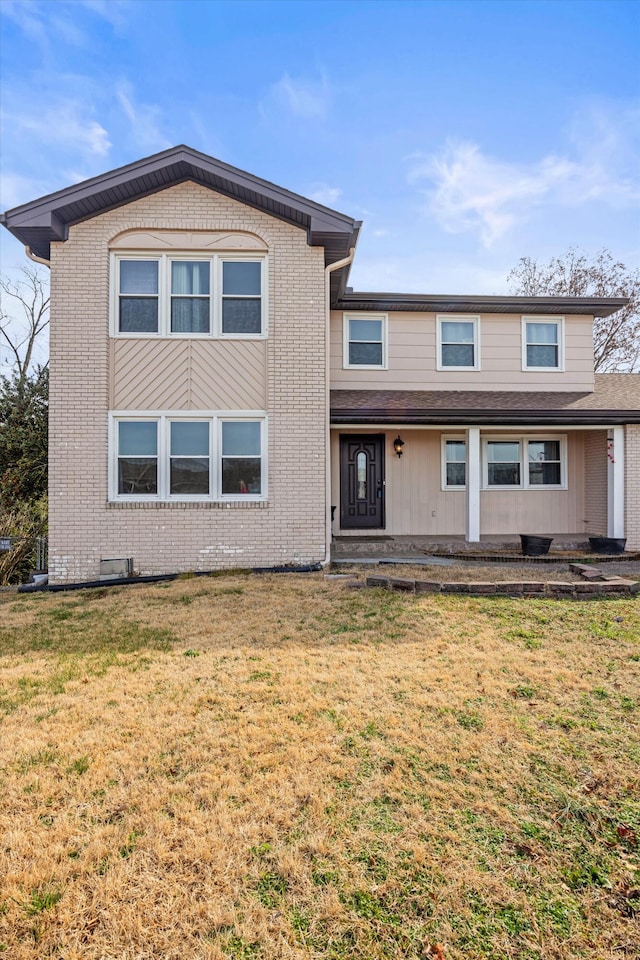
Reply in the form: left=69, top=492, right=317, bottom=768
left=340, top=434, right=385, bottom=529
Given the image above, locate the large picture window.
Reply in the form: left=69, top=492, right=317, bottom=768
left=113, top=255, right=266, bottom=337
left=111, top=414, right=266, bottom=501
left=482, top=435, right=566, bottom=489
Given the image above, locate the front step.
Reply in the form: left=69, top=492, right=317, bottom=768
left=331, top=535, right=592, bottom=559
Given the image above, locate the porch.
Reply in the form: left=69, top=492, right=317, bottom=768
left=330, top=425, right=626, bottom=545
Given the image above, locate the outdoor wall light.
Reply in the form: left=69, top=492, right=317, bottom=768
left=393, top=435, right=405, bottom=458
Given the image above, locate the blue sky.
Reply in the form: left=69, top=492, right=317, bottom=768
left=1, top=0, right=639, bottom=294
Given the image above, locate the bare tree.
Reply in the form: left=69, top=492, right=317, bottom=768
left=0, top=265, right=50, bottom=387
left=508, top=249, right=640, bottom=373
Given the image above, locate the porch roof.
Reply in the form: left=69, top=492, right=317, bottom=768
left=330, top=374, right=640, bottom=426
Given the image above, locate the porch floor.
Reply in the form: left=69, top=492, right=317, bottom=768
left=331, top=534, right=609, bottom=562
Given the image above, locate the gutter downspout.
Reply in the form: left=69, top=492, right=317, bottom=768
left=25, top=246, right=51, bottom=269
left=323, top=249, right=355, bottom=566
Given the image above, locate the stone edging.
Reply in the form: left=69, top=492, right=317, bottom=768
left=365, top=576, right=639, bottom=598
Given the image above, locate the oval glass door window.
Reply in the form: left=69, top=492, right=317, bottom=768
left=356, top=451, right=367, bottom=500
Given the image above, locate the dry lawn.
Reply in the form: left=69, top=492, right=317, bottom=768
left=0, top=573, right=638, bottom=960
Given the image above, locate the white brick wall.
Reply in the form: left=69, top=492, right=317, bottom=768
left=625, top=424, right=640, bottom=550
left=48, top=182, right=327, bottom=582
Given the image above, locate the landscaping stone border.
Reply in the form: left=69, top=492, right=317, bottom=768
left=365, top=575, right=639, bottom=598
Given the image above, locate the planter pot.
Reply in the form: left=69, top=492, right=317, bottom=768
left=520, top=535, right=553, bottom=557
left=589, top=536, right=627, bottom=556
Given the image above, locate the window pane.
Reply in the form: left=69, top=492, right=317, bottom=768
left=171, top=261, right=209, bottom=295
left=441, top=321, right=474, bottom=343
left=118, top=458, right=157, bottom=494
left=222, top=421, right=261, bottom=457
left=528, top=462, right=561, bottom=485
left=171, top=421, right=209, bottom=456
left=349, top=319, right=382, bottom=342
left=171, top=298, right=210, bottom=333
left=442, top=343, right=474, bottom=367
left=446, top=462, right=466, bottom=486
left=356, top=451, right=367, bottom=499
left=446, top=440, right=466, bottom=462
left=222, top=457, right=261, bottom=495
left=527, top=344, right=558, bottom=367
left=119, top=298, right=158, bottom=333
left=223, top=261, right=261, bottom=296
left=119, top=421, right=157, bottom=456
left=222, top=298, right=262, bottom=334
left=488, top=462, right=521, bottom=486
left=526, top=322, right=557, bottom=344
left=488, top=441, right=520, bottom=462
left=170, top=458, right=209, bottom=494
left=120, top=260, right=158, bottom=294
left=349, top=342, right=383, bottom=365
left=528, top=440, right=560, bottom=462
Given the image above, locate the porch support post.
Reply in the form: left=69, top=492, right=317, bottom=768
left=466, top=427, right=481, bottom=542
left=607, top=426, right=625, bottom=538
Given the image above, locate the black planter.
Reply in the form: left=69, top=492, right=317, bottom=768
left=589, top=536, right=627, bottom=556
left=520, top=535, right=553, bottom=557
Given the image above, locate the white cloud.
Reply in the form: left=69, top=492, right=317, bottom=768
left=116, top=82, right=171, bottom=153
left=264, top=73, right=331, bottom=120
left=409, top=107, right=640, bottom=247
left=3, top=98, right=111, bottom=158
left=308, top=183, right=342, bottom=207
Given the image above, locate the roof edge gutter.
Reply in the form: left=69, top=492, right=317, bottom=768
left=25, top=246, right=51, bottom=269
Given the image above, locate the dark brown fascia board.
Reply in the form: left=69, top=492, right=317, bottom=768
left=339, top=292, right=627, bottom=318
left=330, top=408, right=640, bottom=426
left=0, top=145, right=360, bottom=263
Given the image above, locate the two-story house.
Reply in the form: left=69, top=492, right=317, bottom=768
left=2, top=146, right=638, bottom=583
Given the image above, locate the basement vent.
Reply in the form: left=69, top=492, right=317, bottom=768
left=99, top=557, right=134, bottom=580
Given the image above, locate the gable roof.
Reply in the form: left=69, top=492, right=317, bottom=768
left=0, top=145, right=361, bottom=303
left=331, top=374, right=640, bottom=426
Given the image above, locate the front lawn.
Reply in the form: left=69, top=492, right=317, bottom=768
left=1, top=575, right=638, bottom=959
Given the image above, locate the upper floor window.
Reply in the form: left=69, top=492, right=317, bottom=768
left=343, top=314, right=388, bottom=369
left=113, top=254, right=267, bottom=338
left=522, top=317, right=564, bottom=371
left=437, top=316, right=480, bottom=370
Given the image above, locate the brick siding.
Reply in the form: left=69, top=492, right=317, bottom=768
left=625, top=424, right=640, bottom=550
left=48, top=182, right=327, bottom=582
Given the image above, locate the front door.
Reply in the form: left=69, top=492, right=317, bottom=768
left=340, top=434, right=385, bottom=529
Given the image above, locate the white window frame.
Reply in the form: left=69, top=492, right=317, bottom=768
left=109, top=411, right=267, bottom=502
left=441, top=435, right=467, bottom=490
left=343, top=313, right=388, bottom=370
left=110, top=253, right=268, bottom=339
left=481, top=434, right=567, bottom=490
left=521, top=316, right=564, bottom=372
left=436, top=315, right=481, bottom=371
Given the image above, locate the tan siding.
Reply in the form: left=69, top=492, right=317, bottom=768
left=49, top=181, right=327, bottom=583
left=625, top=425, right=640, bottom=550
left=112, top=339, right=267, bottom=410
left=332, top=430, right=586, bottom=536
left=583, top=430, right=608, bottom=534
left=331, top=311, right=595, bottom=392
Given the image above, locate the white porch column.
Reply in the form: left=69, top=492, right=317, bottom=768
left=607, top=426, right=625, bottom=538
left=466, top=427, right=481, bottom=542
